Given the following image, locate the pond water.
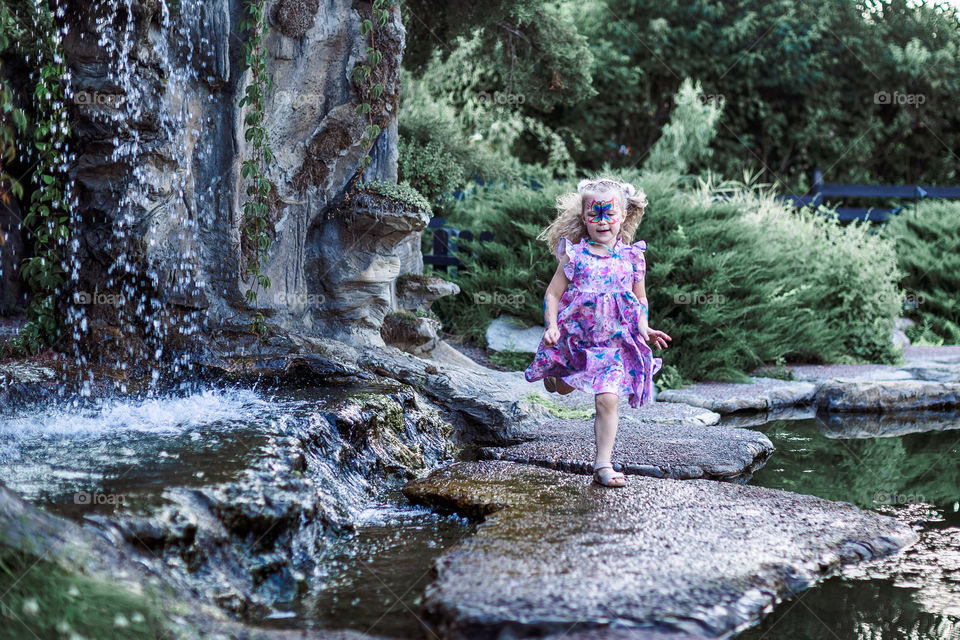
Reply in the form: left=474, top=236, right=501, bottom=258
left=736, top=415, right=960, bottom=640
left=258, top=494, right=473, bottom=639
left=2, top=390, right=957, bottom=638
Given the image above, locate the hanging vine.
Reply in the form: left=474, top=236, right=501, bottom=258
left=238, top=0, right=275, bottom=340
left=13, top=2, right=71, bottom=354
left=351, top=0, right=396, bottom=187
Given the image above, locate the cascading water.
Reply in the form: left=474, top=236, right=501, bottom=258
left=66, top=0, right=216, bottom=393
left=0, top=380, right=461, bottom=629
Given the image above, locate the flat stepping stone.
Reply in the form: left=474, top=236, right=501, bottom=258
left=816, top=379, right=960, bottom=412
left=479, top=419, right=773, bottom=482
left=403, top=461, right=918, bottom=639
left=657, top=377, right=817, bottom=414
left=519, top=397, right=721, bottom=429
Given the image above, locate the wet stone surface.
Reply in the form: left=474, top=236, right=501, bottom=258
left=403, top=461, right=918, bottom=640
left=659, top=346, right=960, bottom=415
left=477, top=419, right=773, bottom=482
left=657, top=377, right=817, bottom=414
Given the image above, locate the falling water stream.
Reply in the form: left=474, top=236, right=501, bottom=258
left=0, top=384, right=470, bottom=638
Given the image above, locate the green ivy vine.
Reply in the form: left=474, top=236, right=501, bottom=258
left=351, top=0, right=396, bottom=186
left=0, top=6, right=27, bottom=207
left=7, top=3, right=71, bottom=354
left=238, top=0, right=275, bottom=340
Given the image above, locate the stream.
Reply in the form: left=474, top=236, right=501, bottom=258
left=1, top=390, right=957, bottom=639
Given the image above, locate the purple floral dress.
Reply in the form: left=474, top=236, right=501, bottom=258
left=524, top=236, right=663, bottom=408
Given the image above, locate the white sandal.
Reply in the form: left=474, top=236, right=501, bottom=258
left=593, top=462, right=626, bottom=487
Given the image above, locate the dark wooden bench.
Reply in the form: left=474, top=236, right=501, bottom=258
left=779, top=169, right=960, bottom=222
left=423, top=217, right=494, bottom=272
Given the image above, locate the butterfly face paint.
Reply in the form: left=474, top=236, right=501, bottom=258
left=588, top=198, right=618, bottom=224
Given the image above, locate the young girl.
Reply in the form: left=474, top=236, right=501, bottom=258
left=524, top=177, right=672, bottom=488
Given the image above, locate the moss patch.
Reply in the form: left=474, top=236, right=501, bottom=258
left=523, top=392, right=593, bottom=420
left=362, top=180, right=432, bottom=215
left=0, top=547, right=167, bottom=640
left=270, top=0, right=321, bottom=38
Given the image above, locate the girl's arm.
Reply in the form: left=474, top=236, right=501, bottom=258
left=544, top=259, right=570, bottom=328
left=633, top=276, right=673, bottom=350
left=632, top=277, right=649, bottom=333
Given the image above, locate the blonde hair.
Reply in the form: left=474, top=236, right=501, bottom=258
left=538, top=175, right=649, bottom=254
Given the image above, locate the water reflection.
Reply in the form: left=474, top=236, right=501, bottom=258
left=736, top=415, right=960, bottom=640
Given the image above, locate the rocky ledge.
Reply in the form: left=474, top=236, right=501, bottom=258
left=403, top=461, right=918, bottom=640
left=477, top=418, right=773, bottom=482
left=657, top=345, right=960, bottom=415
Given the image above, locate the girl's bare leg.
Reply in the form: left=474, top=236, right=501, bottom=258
left=594, top=392, right=619, bottom=464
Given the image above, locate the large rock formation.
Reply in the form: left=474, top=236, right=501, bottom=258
left=61, top=0, right=428, bottom=370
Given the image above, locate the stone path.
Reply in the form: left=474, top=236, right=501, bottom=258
left=391, top=343, right=959, bottom=639
left=404, top=461, right=917, bottom=640
left=657, top=345, right=960, bottom=414
left=478, top=417, right=773, bottom=482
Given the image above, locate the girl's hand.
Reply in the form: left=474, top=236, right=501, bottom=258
left=644, top=327, right=672, bottom=350
left=543, top=325, right=561, bottom=347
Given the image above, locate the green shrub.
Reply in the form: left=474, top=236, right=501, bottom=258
left=430, top=181, right=565, bottom=344
left=398, top=136, right=465, bottom=204
left=884, top=200, right=960, bottom=344
left=488, top=350, right=535, bottom=371
left=643, top=77, right=723, bottom=175
left=431, top=168, right=903, bottom=386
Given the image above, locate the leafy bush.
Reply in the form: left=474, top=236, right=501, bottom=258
left=430, top=181, right=564, bottom=343
left=884, top=200, right=960, bottom=344
left=643, top=78, right=723, bottom=175
left=431, top=168, right=904, bottom=386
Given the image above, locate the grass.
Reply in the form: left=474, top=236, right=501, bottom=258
left=0, top=546, right=168, bottom=640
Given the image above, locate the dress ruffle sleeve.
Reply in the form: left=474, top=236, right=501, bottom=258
left=624, top=239, right=647, bottom=282
left=556, top=237, right=578, bottom=280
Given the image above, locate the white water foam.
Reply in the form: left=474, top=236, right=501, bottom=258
left=0, top=388, right=271, bottom=438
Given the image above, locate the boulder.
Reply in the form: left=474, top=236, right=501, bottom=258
left=396, top=274, right=460, bottom=311
left=381, top=311, right=443, bottom=356
left=815, top=379, right=960, bottom=412
left=485, top=315, right=544, bottom=354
